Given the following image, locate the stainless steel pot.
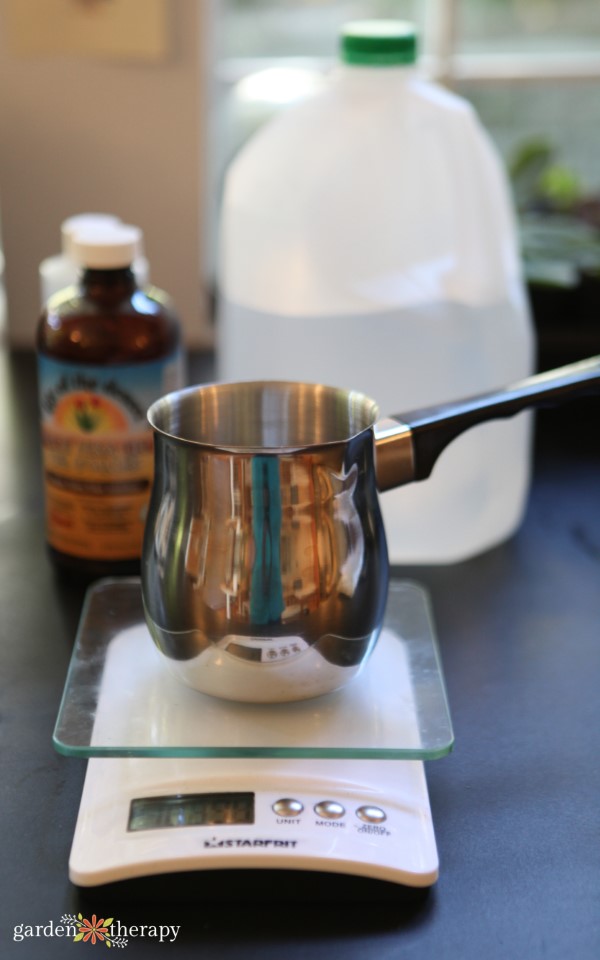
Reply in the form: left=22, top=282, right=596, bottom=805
left=142, top=356, right=600, bottom=702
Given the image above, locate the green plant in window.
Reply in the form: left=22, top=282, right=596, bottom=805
left=509, top=137, right=600, bottom=287
left=538, top=164, right=583, bottom=210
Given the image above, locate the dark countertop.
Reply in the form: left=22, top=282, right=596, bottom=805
left=1, top=350, right=599, bottom=959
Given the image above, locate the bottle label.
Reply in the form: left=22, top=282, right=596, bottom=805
left=38, top=353, right=183, bottom=561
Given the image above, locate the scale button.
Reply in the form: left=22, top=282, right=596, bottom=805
left=356, top=805, right=387, bottom=824
left=314, top=801, right=345, bottom=819
left=272, top=798, right=304, bottom=817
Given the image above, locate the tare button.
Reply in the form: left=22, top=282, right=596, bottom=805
left=356, top=805, right=387, bottom=824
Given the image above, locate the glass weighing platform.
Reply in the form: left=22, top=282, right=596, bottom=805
left=53, top=578, right=453, bottom=762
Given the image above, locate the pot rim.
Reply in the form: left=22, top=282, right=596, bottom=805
left=147, top=379, right=381, bottom=454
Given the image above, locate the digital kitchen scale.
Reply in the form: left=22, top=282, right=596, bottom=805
left=54, top=578, right=453, bottom=889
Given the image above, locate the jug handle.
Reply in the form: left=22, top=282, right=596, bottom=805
left=374, top=354, right=600, bottom=492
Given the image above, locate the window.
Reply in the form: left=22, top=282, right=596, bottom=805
left=211, top=0, right=600, bottom=192
left=209, top=1, right=600, bottom=363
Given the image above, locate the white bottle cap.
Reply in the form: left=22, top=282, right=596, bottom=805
left=61, top=213, right=121, bottom=258
left=70, top=223, right=144, bottom=269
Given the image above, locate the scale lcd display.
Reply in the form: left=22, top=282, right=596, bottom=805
left=128, top=792, right=255, bottom=832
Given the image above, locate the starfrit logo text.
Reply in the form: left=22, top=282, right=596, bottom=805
left=13, top=915, right=180, bottom=946
left=204, top=837, right=299, bottom=849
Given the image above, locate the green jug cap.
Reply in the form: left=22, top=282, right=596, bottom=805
left=341, top=20, right=417, bottom=66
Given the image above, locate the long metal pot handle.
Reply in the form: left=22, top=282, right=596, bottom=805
left=374, top=355, right=600, bottom=492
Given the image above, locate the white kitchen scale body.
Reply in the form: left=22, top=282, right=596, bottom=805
left=54, top=579, right=453, bottom=890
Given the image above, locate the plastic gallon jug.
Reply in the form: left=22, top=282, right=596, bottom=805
left=217, top=20, right=535, bottom=564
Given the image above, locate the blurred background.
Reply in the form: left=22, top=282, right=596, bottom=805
left=1, top=0, right=599, bottom=365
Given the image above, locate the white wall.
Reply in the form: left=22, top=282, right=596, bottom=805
left=0, top=0, right=212, bottom=348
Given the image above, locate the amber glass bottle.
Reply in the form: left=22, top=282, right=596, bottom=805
left=36, top=223, right=185, bottom=580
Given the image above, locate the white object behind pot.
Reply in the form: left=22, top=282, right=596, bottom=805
left=217, top=20, right=535, bottom=564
